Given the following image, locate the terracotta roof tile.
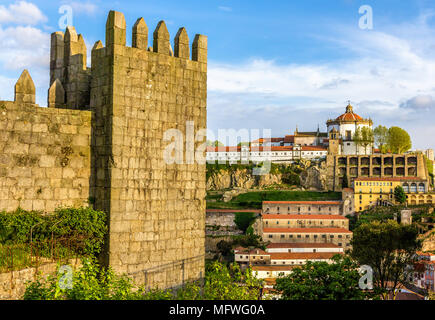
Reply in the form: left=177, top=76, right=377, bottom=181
left=263, top=214, right=347, bottom=220
left=263, top=227, right=352, bottom=234
left=264, top=201, right=342, bottom=205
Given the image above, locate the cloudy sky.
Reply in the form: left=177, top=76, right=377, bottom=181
left=0, top=0, right=435, bottom=150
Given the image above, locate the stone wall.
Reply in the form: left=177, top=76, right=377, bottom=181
left=0, top=99, right=92, bottom=212
left=89, top=11, right=207, bottom=288
left=0, top=9, right=207, bottom=290
left=0, top=260, right=81, bottom=300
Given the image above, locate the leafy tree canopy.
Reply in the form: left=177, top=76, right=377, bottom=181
left=387, top=127, right=412, bottom=154
left=274, top=255, right=375, bottom=300
left=351, top=220, right=421, bottom=299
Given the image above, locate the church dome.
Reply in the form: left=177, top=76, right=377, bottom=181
left=335, top=103, right=363, bottom=121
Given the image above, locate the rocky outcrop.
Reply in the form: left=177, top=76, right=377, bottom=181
left=206, top=168, right=283, bottom=190
left=206, top=163, right=328, bottom=191
left=300, top=162, right=328, bottom=191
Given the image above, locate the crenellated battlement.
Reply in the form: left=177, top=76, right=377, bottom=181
left=48, top=10, right=207, bottom=113
left=100, top=10, right=207, bottom=62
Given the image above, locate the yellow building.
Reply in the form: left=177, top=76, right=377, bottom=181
left=354, top=177, right=432, bottom=212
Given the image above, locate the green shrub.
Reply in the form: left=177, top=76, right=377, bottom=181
left=0, top=207, right=107, bottom=255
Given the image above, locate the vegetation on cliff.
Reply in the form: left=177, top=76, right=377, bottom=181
left=207, top=190, right=341, bottom=209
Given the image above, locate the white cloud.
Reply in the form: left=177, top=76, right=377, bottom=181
left=400, top=95, right=435, bottom=111
left=207, top=12, right=435, bottom=150
left=0, top=25, right=49, bottom=70
left=0, top=1, right=47, bottom=25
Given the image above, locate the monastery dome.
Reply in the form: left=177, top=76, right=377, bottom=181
left=336, top=104, right=363, bottom=121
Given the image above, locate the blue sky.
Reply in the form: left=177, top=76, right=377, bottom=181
left=0, top=0, right=435, bottom=150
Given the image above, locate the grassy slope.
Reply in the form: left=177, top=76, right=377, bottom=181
left=206, top=190, right=341, bottom=210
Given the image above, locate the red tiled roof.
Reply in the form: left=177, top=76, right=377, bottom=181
left=284, top=135, right=295, bottom=143
left=267, top=243, right=341, bottom=249
left=252, top=266, right=296, bottom=272
left=264, top=201, right=342, bottom=205
left=269, top=252, right=340, bottom=260
left=262, top=214, right=347, bottom=220
left=336, top=112, right=363, bottom=121
left=301, top=146, right=328, bottom=151
left=263, top=227, right=352, bottom=234
left=206, top=145, right=327, bottom=153
left=342, top=188, right=354, bottom=192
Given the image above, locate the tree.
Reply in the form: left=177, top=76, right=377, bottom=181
left=394, top=186, right=407, bottom=204
left=353, top=127, right=362, bottom=154
left=206, top=140, right=224, bottom=147
left=274, top=255, right=375, bottom=300
left=373, top=125, right=389, bottom=153
left=351, top=220, right=421, bottom=300
left=237, top=142, right=250, bottom=147
left=360, top=127, right=374, bottom=155
left=387, top=127, right=412, bottom=154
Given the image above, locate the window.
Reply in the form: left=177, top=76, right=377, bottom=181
left=297, top=235, right=301, bottom=238
left=269, top=235, right=273, bottom=238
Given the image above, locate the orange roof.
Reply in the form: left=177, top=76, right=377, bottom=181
left=263, top=227, right=352, bottom=234
left=335, top=104, right=364, bottom=122
left=355, top=177, right=425, bottom=182
left=264, top=201, right=342, bottom=205
left=263, top=214, right=347, bottom=220
left=206, top=145, right=327, bottom=153
left=234, top=247, right=268, bottom=255
left=301, top=146, right=328, bottom=151
left=336, top=112, right=363, bottom=121
left=342, top=188, right=354, bottom=192
left=267, top=243, right=341, bottom=249
left=252, top=265, right=296, bottom=272
left=269, top=252, right=340, bottom=260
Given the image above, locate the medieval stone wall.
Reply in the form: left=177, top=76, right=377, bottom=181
left=0, top=9, right=207, bottom=290
left=89, top=11, right=207, bottom=288
left=0, top=98, right=91, bottom=212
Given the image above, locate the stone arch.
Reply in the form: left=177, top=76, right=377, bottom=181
left=338, top=157, right=347, bottom=165
left=395, top=157, right=405, bottom=165
left=407, top=157, right=417, bottom=165
left=384, top=157, right=393, bottom=166
left=408, top=167, right=416, bottom=176
left=350, top=167, right=357, bottom=176
left=361, top=157, right=370, bottom=166
left=349, top=157, right=358, bottom=166
left=418, top=183, right=425, bottom=193
left=396, top=167, right=405, bottom=176
left=361, top=167, right=369, bottom=176
left=373, top=167, right=381, bottom=176
left=339, top=167, right=346, bottom=176
left=372, top=157, right=381, bottom=165
left=402, top=183, right=409, bottom=193
left=384, top=167, right=393, bottom=176
left=410, top=183, right=417, bottom=193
